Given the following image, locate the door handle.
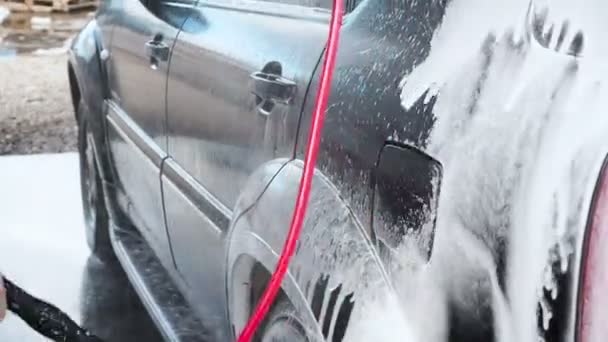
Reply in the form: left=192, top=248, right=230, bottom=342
left=145, top=35, right=170, bottom=63
left=249, top=72, right=296, bottom=105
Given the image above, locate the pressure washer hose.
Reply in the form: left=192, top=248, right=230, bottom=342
left=237, top=0, right=344, bottom=340
left=3, top=276, right=102, bottom=341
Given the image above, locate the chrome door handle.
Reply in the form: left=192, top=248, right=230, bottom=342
left=145, top=34, right=170, bottom=62
left=249, top=71, right=296, bottom=104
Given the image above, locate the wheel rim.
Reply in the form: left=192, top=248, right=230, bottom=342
left=82, top=130, right=98, bottom=229
left=261, top=316, right=309, bottom=342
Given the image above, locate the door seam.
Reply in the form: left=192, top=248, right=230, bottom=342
left=159, top=156, right=179, bottom=270
left=163, top=2, right=195, bottom=152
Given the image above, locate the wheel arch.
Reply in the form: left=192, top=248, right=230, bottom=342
left=225, top=158, right=320, bottom=340
left=68, top=20, right=115, bottom=185
left=228, top=248, right=311, bottom=341
left=226, top=159, right=393, bottom=342
left=68, top=19, right=109, bottom=118
left=67, top=63, right=81, bottom=119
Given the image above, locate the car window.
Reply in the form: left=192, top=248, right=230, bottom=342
left=260, top=0, right=359, bottom=11
left=256, top=0, right=331, bottom=10
left=142, top=0, right=195, bottom=29
left=210, top=0, right=359, bottom=13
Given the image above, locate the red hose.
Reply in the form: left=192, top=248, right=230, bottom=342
left=236, top=1, right=344, bottom=341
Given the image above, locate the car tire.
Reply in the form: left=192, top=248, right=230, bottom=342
left=77, top=100, right=114, bottom=263
left=259, top=298, right=309, bottom=342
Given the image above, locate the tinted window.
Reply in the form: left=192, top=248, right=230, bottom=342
left=143, top=0, right=194, bottom=29
left=259, top=0, right=331, bottom=9
left=243, top=0, right=358, bottom=12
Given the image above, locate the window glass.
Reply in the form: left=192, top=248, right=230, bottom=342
left=258, top=0, right=332, bottom=10
left=143, top=0, right=194, bottom=29
left=225, top=0, right=359, bottom=12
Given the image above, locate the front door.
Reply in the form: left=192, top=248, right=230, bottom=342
left=161, top=0, right=331, bottom=333
left=106, top=0, right=193, bottom=267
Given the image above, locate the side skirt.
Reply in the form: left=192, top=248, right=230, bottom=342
left=109, top=223, right=212, bottom=342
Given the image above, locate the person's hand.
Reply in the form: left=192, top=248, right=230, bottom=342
left=0, top=276, right=6, bottom=322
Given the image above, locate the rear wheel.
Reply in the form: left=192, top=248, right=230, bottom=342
left=78, top=100, right=114, bottom=263
left=259, top=299, right=309, bottom=342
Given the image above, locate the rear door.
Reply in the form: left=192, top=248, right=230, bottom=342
left=161, top=0, right=330, bottom=328
left=106, top=0, right=193, bottom=268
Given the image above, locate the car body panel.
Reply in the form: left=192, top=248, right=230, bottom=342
left=161, top=0, right=329, bottom=330
left=297, top=0, right=608, bottom=341
left=105, top=0, right=198, bottom=270
left=105, top=101, right=174, bottom=268
left=227, top=159, right=392, bottom=342
left=68, top=0, right=608, bottom=341
left=166, top=2, right=328, bottom=208
left=159, top=157, right=232, bottom=341
left=68, top=0, right=120, bottom=183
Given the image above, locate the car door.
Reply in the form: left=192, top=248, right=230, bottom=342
left=161, top=0, right=331, bottom=329
left=106, top=0, right=194, bottom=268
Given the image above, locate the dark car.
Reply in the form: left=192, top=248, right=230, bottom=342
left=67, top=0, right=608, bottom=341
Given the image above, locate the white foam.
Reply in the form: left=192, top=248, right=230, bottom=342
left=350, top=0, right=608, bottom=341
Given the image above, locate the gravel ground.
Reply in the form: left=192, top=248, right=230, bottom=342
left=0, top=54, right=77, bottom=155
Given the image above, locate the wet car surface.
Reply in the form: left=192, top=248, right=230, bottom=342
left=0, top=153, right=163, bottom=341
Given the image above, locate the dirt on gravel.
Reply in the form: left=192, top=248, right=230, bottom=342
left=0, top=54, right=77, bottom=155
left=0, top=10, right=90, bottom=155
